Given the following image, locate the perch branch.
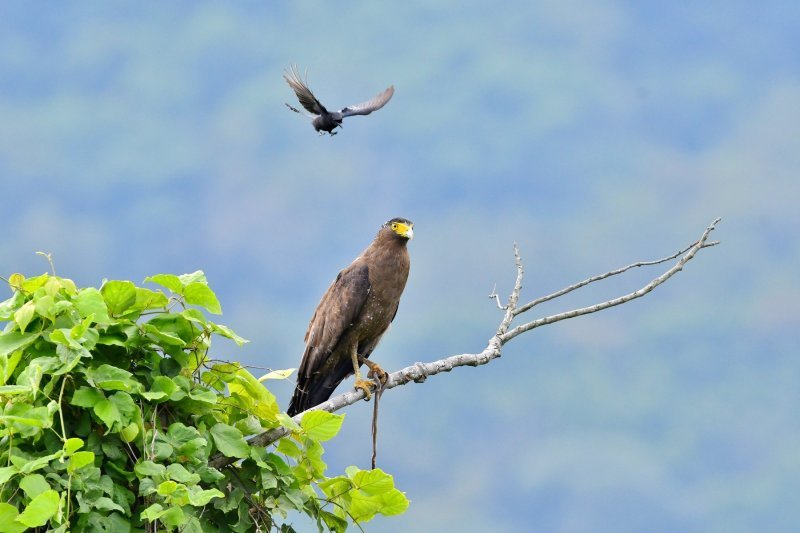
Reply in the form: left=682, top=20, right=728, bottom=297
left=208, top=218, right=721, bottom=470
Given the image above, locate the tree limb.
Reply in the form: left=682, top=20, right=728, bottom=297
left=208, top=217, right=721, bottom=470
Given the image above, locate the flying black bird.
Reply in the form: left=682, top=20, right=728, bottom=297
left=287, top=218, right=413, bottom=416
left=283, top=66, right=395, bottom=136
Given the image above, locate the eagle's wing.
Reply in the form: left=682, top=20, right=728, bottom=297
left=283, top=65, right=328, bottom=115
left=297, top=263, right=370, bottom=380
left=339, top=85, right=394, bottom=117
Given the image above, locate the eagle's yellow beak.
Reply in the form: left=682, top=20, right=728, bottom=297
left=393, top=222, right=414, bottom=240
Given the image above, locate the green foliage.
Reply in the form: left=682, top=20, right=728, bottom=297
left=0, top=271, right=407, bottom=532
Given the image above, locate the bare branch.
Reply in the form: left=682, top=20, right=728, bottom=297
left=515, top=236, right=718, bottom=316
left=501, top=217, right=720, bottom=342
left=488, top=284, right=507, bottom=310
left=496, top=243, right=524, bottom=337
left=207, top=218, right=721, bottom=470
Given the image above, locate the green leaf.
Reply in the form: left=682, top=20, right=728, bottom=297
left=178, top=271, right=208, bottom=286
left=210, top=423, right=250, bottom=458
left=187, top=386, right=217, bottom=404
left=134, top=461, right=166, bottom=477
left=59, top=277, right=77, bottom=295
left=179, top=308, right=207, bottom=324
left=67, top=451, right=95, bottom=473
left=53, top=344, right=90, bottom=376
left=258, top=368, right=295, bottom=381
left=348, top=492, right=382, bottom=522
left=183, top=282, right=222, bottom=314
left=210, top=322, right=248, bottom=345
left=0, top=331, right=38, bottom=357
left=70, top=315, right=94, bottom=340
left=120, top=422, right=139, bottom=443
left=140, top=503, right=164, bottom=521
left=228, top=367, right=280, bottom=420
left=0, top=503, right=26, bottom=533
left=156, top=480, right=179, bottom=496
left=133, top=287, right=169, bottom=311
left=374, top=488, right=410, bottom=516
left=350, top=468, right=395, bottom=496
left=19, top=474, right=50, bottom=499
left=44, top=276, right=62, bottom=296
left=0, top=385, right=31, bottom=395
left=92, top=497, right=124, bottom=513
left=63, top=437, right=84, bottom=455
left=165, top=423, right=207, bottom=452
left=166, top=464, right=200, bottom=485
left=346, top=468, right=409, bottom=518
left=74, top=288, right=112, bottom=324
left=93, top=399, right=121, bottom=428
left=109, top=391, right=138, bottom=419
left=15, top=489, right=60, bottom=527
left=71, top=387, right=104, bottom=407
left=144, top=274, right=184, bottom=294
left=143, top=323, right=187, bottom=347
left=276, top=413, right=302, bottom=432
left=0, top=350, right=23, bottom=385
left=101, top=280, right=137, bottom=316
left=319, top=510, right=348, bottom=533
left=13, top=301, right=35, bottom=333
left=276, top=438, right=302, bottom=459
left=20, top=273, right=47, bottom=293
left=196, top=466, right=225, bottom=484
left=89, top=364, right=140, bottom=392
left=182, top=517, right=204, bottom=533
left=81, top=512, right=130, bottom=532
left=0, top=466, right=19, bottom=485
left=159, top=505, right=186, bottom=528
left=142, top=375, right=178, bottom=401
left=0, top=404, right=52, bottom=430
left=34, top=294, right=56, bottom=321
left=49, top=328, right=83, bottom=350
left=318, top=477, right=352, bottom=500
left=14, top=451, right=60, bottom=474
left=301, top=411, right=345, bottom=441
left=0, top=291, right=25, bottom=321
left=186, top=486, right=224, bottom=506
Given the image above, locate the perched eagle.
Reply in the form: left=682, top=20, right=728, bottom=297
left=287, top=218, right=413, bottom=416
left=283, top=65, right=395, bottom=136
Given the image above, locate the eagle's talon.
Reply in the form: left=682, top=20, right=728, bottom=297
left=354, top=378, right=376, bottom=400
left=368, top=366, right=388, bottom=384
left=359, top=357, right=388, bottom=384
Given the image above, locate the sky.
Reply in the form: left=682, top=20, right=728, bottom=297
left=1, top=1, right=799, bottom=531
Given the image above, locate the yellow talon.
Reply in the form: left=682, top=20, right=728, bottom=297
left=359, top=356, right=388, bottom=384
left=354, top=378, right=376, bottom=400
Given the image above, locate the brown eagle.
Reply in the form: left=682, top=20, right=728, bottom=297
left=283, top=65, right=395, bottom=136
left=287, top=218, right=413, bottom=416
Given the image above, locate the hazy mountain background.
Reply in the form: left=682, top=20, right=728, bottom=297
left=1, top=2, right=798, bottom=531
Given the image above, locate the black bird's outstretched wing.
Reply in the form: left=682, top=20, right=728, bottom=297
left=339, top=86, right=395, bottom=117
left=283, top=65, right=328, bottom=115
left=288, top=264, right=371, bottom=415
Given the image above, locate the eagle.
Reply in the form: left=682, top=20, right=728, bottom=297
left=287, top=218, right=413, bottom=416
left=283, top=65, right=395, bottom=136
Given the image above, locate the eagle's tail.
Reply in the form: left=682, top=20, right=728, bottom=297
left=287, top=360, right=354, bottom=417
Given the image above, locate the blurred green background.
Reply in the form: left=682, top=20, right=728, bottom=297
left=1, top=2, right=798, bottom=531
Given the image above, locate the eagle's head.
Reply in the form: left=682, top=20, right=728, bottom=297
left=383, top=218, right=414, bottom=241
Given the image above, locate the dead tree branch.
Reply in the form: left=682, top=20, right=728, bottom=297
left=209, top=217, right=721, bottom=470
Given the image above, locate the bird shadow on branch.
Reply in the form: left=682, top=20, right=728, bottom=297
left=209, top=217, right=721, bottom=469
